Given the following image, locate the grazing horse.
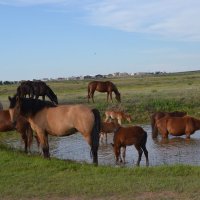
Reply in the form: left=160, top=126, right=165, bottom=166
left=104, top=110, right=132, bottom=125
left=0, top=109, right=33, bottom=153
left=87, top=81, right=121, bottom=103
left=111, top=124, right=149, bottom=166
left=17, top=81, right=34, bottom=98
left=151, top=111, right=187, bottom=138
left=32, top=81, right=58, bottom=105
left=156, top=115, right=200, bottom=139
left=16, top=80, right=58, bottom=105
left=8, top=96, right=101, bottom=164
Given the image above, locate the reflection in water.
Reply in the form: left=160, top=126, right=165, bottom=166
left=1, top=125, right=200, bottom=166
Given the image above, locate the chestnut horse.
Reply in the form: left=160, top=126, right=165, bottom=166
left=104, top=110, right=132, bottom=125
left=151, top=111, right=187, bottom=138
left=111, top=124, right=149, bottom=166
left=8, top=96, right=101, bottom=164
left=87, top=81, right=121, bottom=103
left=0, top=109, right=33, bottom=153
left=156, top=115, right=200, bottom=139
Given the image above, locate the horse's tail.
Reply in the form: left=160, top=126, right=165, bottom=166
left=91, top=108, right=101, bottom=165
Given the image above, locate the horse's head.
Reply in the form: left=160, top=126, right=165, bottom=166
left=115, top=93, right=121, bottom=103
left=8, top=95, right=21, bottom=124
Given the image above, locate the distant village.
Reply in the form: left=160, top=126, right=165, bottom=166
left=0, top=71, right=168, bottom=85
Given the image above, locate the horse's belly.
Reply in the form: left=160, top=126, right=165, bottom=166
left=48, top=127, right=77, bottom=136
left=168, top=127, right=185, bottom=136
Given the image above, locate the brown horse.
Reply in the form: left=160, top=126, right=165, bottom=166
left=111, top=124, right=149, bottom=166
left=8, top=96, right=101, bottom=164
left=156, top=115, right=200, bottom=139
left=151, top=111, right=187, bottom=138
left=104, top=110, right=132, bottom=125
left=0, top=109, right=33, bottom=153
left=100, top=121, right=118, bottom=143
left=87, top=81, right=121, bottom=103
left=17, top=81, right=58, bottom=105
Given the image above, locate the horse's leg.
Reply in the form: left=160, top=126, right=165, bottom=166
left=141, top=145, right=149, bottom=166
left=135, top=145, right=143, bottom=166
left=37, top=132, right=50, bottom=158
left=107, top=92, right=109, bottom=103
left=120, top=146, right=126, bottom=163
left=110, top=92, right=113, bottom=103
left=118, top=118, right=122, bottom=125
left=42, top=95, right=45, bottom=101
left=91, top=92, right=95, bottom=103
left=21, top=131, right=28, bottom=153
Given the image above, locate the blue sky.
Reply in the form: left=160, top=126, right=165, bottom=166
left=0, top=0, right=200, bottom=81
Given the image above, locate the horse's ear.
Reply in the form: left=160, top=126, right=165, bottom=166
left=110, top=143, right=114, bottom=147
left=8, top=96, right=11, bottom=101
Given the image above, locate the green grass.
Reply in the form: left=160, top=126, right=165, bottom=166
left=1, top=71, right=200, bottom=199
left=1, top=144, right=200, bottom=200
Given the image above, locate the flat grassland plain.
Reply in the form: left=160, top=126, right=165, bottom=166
left=1, top=71, right=200, bottom=200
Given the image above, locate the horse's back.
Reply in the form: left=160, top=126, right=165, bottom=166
left=117, top=125, right=146, bottom=145
left=40, top=104, right=95, bottom=136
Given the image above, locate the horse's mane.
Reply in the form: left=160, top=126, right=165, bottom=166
left=20, top=98, right=56, bottom=117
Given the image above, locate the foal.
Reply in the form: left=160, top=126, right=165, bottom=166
left=105, top=110, right=132, bottom=125
left=111, top=124, right=149, bottom=166
left=100, top=121, right=118, bottom=143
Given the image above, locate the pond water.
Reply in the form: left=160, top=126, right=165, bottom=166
left=1, top=125, right=200, bottom=167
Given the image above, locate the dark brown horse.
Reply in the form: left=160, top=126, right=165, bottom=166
left=87, top=81, right=121, bottom=103
left=31, top=81, right=58, bottom=104
left=0, top=109, right=33, bottom=153
left=17, top=80, right=34, bottom=98
left=8, top=96, right=101, bottom=164
left=16, top=81, right=58, bottom=105
left=156, top=115, right=200, bottom=139
left=151, top=111, right=187, bottom=138
left=110, top=124, right=149, bottom=166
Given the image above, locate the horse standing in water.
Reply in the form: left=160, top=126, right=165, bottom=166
left=87, top=81, right=121, bottom=103
left=156, top=115, right=200, bottom=139
left=111, top=124, right=149, bottom=166
left=0, top=109, right=33, bottom=153
left=151, top=111, right=187, bottom=138
left=8, top=96, right=101, bottom=164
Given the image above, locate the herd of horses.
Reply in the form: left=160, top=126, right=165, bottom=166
left=1, top=80, right=200, bottom=167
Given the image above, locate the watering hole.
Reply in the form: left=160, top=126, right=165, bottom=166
left=1, top=125, right=200, bottom=167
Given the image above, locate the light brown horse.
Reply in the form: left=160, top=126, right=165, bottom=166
left=87, top=81, right=121, bottom=103
left=156, top=115, right=200, bottom=139
left=0, top=109, right=33, bottom=153
left=151, top=111, right=187, bottom=138
left=111, top=124, right=149, bottom=166
left=8, top=96, right=101, bottom=164
left=105, top=110, right=132, bottom=125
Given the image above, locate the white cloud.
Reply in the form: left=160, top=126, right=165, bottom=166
left=85, top=0, right=200, bottom=41
left=1, top=0, right=200, bottom=40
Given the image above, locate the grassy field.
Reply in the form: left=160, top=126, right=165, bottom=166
left=1, top=144, right=200, bottom=200
left=1, top=71, right=200, bottom=123
left=1, top=71, right=200, bottom=199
